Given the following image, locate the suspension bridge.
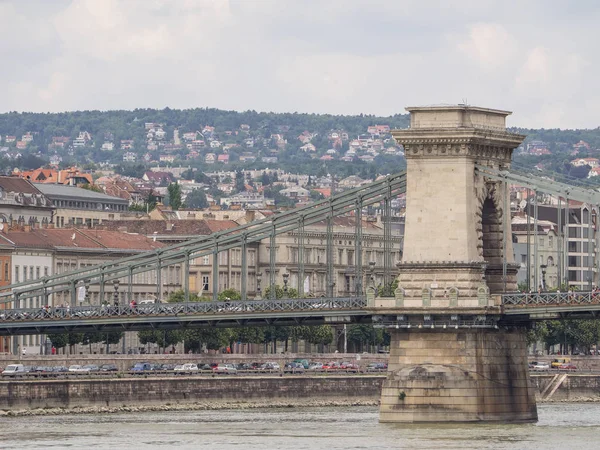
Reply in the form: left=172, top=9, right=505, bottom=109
left=1, top=104, right=600, bottom=422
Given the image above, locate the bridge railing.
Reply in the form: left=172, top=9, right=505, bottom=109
left=502, top=291, right=600, bottom=307
left=0, top=297, right=367, bottom=322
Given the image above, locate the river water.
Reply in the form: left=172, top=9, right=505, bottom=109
left=1, top=403, right=599, bottom=449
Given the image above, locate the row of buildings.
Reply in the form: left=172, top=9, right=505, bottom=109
left=0, top=183, right=403, bottom=355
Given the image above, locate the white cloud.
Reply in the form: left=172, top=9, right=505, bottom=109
left=0, top=0, right=599, bottom=128
left=457, top=23, right=518, bottom=70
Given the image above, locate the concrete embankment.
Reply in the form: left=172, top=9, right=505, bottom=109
left=0, top=375, right=385, bottom=415
left=1, top=373, right=599, bottom=417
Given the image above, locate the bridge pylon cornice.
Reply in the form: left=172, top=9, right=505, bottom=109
left=392, top=128, right=525, bottom=158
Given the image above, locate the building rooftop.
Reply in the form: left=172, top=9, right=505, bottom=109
left=0, top=228, right=164, bottom=252
left=34, top=183, right=129, bottom=204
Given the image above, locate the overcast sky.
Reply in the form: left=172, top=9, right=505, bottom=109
left=1, top=0, right=598, bottom=129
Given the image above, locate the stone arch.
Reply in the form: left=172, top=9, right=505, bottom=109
left=477, top=181, right=506, bottom=294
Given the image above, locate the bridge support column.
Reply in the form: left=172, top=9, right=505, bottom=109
left=379, top=327, right=537, bottom=423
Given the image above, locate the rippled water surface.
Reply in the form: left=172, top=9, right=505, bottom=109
left=1, top=403, right=600, bottom=449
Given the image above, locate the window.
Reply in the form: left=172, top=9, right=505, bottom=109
left=347, top=250, right=354, bottom=266
left=23, top=266, right=27, bottom=281
left=29, top=266, right=34, bottom=280
left=338, top=249, right=344, bottom=264
left=539, top=238, right=544, bottom=247
left=44, top=267, right=49, bottom=277
left=36, top=267, right=40, bottom=280
left=4, top=262, right=8, bottom=281
left=521, top=254, right=527, bottom=264
left=14, top=266, right=19, bottom=283
left=202, top=275, right=209, bottom=291
left=547, top=256, right=554, bottom=267
left=203, top=255, right=209, bottom=265
left=290, top=247, right=298, bottom=263
left=548, top=235, right=554, bottom=248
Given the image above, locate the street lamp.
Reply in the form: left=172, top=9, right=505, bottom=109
left=256, top=272, right=262, bottom=300
left=282, top=272, right=289, bottom=298
left=369, top=261, right=376, bottom=288
left=540, top=264, right=547, bottom=291
left=113, top=280, right=120, bottom=307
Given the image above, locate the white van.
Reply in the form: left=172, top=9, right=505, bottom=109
left=138, top=299, right=158, bottom=305
left=1, top=364, right=26, bottom=376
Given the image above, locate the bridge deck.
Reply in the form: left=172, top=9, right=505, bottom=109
left=0, top=298, right=370, bottom=335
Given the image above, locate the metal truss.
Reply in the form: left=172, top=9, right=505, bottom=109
left=502, top=291, right=600, bottom=319
left=502, top=291, right=600, bottom=307
left=0, top=297, right=369, bottom=336
left=476, top=165, right=600, bottom=205
left=0, top=171, right=406, bottom=305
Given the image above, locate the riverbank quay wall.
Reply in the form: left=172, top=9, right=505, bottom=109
left=1, top=374, right=599, bottom=412
left=0, top=375, right=385, bottom=410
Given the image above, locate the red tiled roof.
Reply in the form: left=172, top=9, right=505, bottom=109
left=0, top=176, right=43, bottom=195
left=0, top=228, right=164, bottom=251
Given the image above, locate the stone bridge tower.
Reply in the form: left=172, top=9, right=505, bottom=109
left=376, top=105, right=538, bottom=423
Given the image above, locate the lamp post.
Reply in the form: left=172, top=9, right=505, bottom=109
left=256, top=272, right=262, bottom=300
left=540, top=264, right=547, bottom=291
left=282, top=272, right=289, bottom=298
left=113, top=280, right=120, bottom=307
left=369, top=261, right=376, bottom=288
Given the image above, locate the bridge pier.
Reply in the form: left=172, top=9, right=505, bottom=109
left=379, top=325, right=537, bottom=423
left=383, top=104, right=538, bottom=423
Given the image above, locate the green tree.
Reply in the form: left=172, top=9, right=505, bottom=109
left=234, top=170, right=245, bottom=192
left=167, top=183, right=183, bottom=210
left=166, top=289, right=205, bottom=303
left=263, top=284, right=298, bottom=299
left=47, top=333, right=69, bottom=349
left=185, top=188, right=208, bottom=209
left=218, top=288, right=242, bottom=301
left=138, top=329, right=183, bottom=348
left=80, top=183, right=104, bottom=193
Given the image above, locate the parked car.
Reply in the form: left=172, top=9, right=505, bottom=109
left=100, top=364, right=118, bottom=372
left=174, top=363, right=199, bottom=374
left=307, top=362, right=323, bottom=371
left=131, top=362, right=153, bottom=372
left=68, top=365, right=87, bottom=373
left=532, top=362, right=550, bottom=370
left=1, top=364, right=27, bottom=376
left=365, top=362, right=387, bottom=372
left=235, top=363, right=253, bottom=371
left=284, top=362, right=305, bottom=373
left=340, top=362, right=359, bottom=372
left=558, top=363, right=577, bottom=371
left=551, top=358, right=571, bottom=368
left=212, top=363, right=238, bottom=374
left=292, top=359, right=309, bottom=369
left=82, top=365, right=99, bottom=372
left=259, top=362, right=280, bottom=372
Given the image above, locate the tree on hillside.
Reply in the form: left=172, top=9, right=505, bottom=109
left=185, top=188, right=208, bottom=209
left=167, top=183, right=182, bottom=210
left=234, top=170, right=245, bottom=193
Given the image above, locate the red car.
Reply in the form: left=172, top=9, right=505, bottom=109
left=558, top=363, right=577, bottom=371
left=340, top=362, right=359, bottom=372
